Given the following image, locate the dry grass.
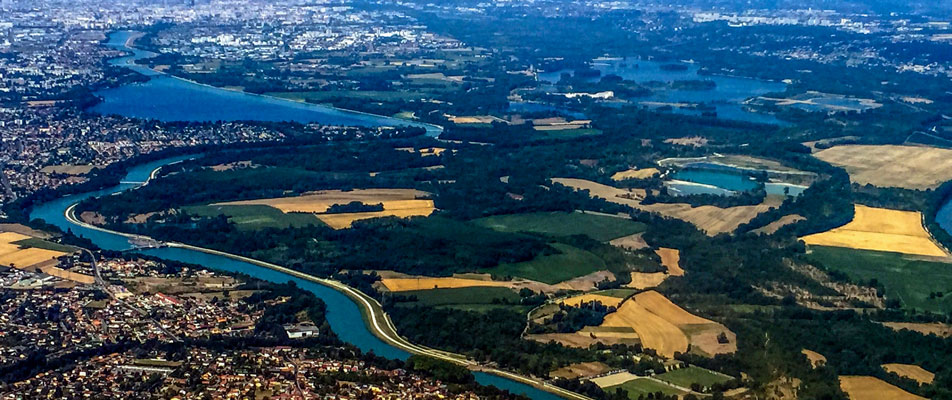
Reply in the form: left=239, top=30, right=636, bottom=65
left=839, top=376, right=927, bottom=400
left=753, top=214, right=805, bottom=235
left=553, top=178, right=782, bottom=235
left=550, top=362, right=612, bottom=380
left=880, top=322, right=952, bottom=338
left=627, top=272, right=668, bottom=289
left=882, top=364, right=934, bottom=384
left=656, top=248, right=684, bottom=276
left=561, top=294, right=625, bottom=308
left=814, top=145, right=952, bottom=189
left=218, top=189, right=435, bottom=229
left=800, top=205, right=947, bottom=257
left=610, top=232, right=649, bottom=250
left=39, top=164, right=98, bottom=175
left=611, top=168, right=660, bottom=181
left=590, top=372, right=639, bottom=388
left=381, top=270, right=616, bottom=295
left=0, top=224, right=53, bottom=239
left=802, top=349, right=827, bottom=368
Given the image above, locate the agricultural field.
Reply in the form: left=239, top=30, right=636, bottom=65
left=481, top=243, right=606, bottom=284
left=216, top=188, right=435, bottom=229
left=605, top=377, right=688, bottom=398
left=655, top=248, right=684, bottom=276
left=393, top=287, right=521, bottom=307
left=596, top=291, right=735, bottom=358
left=380, top=276, right=514, bottom=292
left=806, top=246, right=952, bottom=313
left=813, top=145, right=952, bottom=189
left=39, top=164, right=99, bottom=175
left=881, top=363, right=934, bottom=384
left=552, top=178, right=782, bottom=235
left=654, top=366, right=732, bottom=389
left=0, top=232, right=69, bottom=269
left=626, top=248, right=683, bottom=289
left=183, top=204, right=324, bottom=230
left=611, top=168, right=660, bottom=181
left=752, top=214, right=805, bottom=235
left=800, top=205, right=948, bottom=257
left=473, top=211, right=646, bottom=242
left=610, top=233, right=648, bottom=250
left=838, top=376, right=927, bottom=400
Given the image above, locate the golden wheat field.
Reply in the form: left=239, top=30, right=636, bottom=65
left=655, top=248, right=684, bottom=276
left=0, top=232, right=68, bottom=269
left=814, top=145, right=952, bottom=189
left=380, top=277, right=513, bottom=292
left=217, top=189, right=435, bottom=229
left=552, top=178, right=781, bottom=235
left=600, top=298, right=689, bottom=358
left=800, top=205, right=947, bottom=257
left=753, top=214, right=805, bottom=235
left=627, top=272, right=668, bottom=289
left=881, top=364, right=935, bottom=385
left=838, top=376, right=927, bottom=400
left=610, top=232, right=649, bottom=250
left=802, top=349, right=827, bottom=368
left=611, top=168, right=660, bottom=181
left=561, top=294, right=625, bottom=308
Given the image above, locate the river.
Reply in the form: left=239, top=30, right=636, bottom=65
left=89, top=31, right=441, bottom=137
left=29, top=155, right=564, bottom=399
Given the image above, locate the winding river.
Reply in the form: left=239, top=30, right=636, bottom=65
left=90, top=31, right=441, bottom=137
left=33, top=31, right=568, bottom=399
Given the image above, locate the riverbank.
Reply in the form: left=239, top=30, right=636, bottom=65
left=59, top=162, right=590, bottom=400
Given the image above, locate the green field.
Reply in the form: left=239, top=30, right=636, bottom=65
left=183, top=204, right=324, bottom=230
left=592, top=288, right=638, bottom=298
left=654, top=366, right=732, bottom=389
left=606, top=378, right=686, bottom=399
left=481, top=242, right=605, bottom=284
left=397, top=286, right=521, bottom=306
left=12, top=238, right=79, bottom=253
left=807, top=246, right=952, bottom=313
left=473, top=212, right=646, bottom=242
left=266, top=90, right=428, bottom=102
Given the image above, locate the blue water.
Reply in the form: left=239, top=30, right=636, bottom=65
left=90, top=32, right=441, bottom=137
left=672, top=169, right=759, bottom=192
left=538, top=58, right=787, bottom=125
left=667, top=165, right=806, bottom=198
left=937, top=199, right=952, bottom=237
left=27, top=155, right=561, bottom=399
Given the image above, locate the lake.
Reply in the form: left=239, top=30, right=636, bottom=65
left=90, top=31, right=441, bottom=137
left=666, top=164, right=806, bottom=197
left=538, top=57, right=788, bottom=125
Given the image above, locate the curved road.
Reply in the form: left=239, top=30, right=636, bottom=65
left=63, top=198, right=592, bottom=400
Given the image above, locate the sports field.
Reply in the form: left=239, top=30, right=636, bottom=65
left=807, top=246, right=952, bottom=313
left=800, top=205, right=947, bottom=257
left=654, top=366, right=731, bottom=389
left=882, top=363, right=934, bottom=384
left=839, top=376, right=926, bottom=400
left=814, top=145, right=952, bottom=189
left=605, top=378, right=687, bottom=398
left=552, top=178, right=781, bottom=235
left=473, top=211, right=646, bottom=242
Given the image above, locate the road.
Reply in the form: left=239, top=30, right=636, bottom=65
left=63, top=205, right=591, bottom=400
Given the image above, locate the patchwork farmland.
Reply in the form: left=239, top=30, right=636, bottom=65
left=801, top=205, right=948, bottom=257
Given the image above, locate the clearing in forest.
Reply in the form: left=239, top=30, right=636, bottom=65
left=216, top=188, right=435, bottom=229
left=801, top=349, right=827, bottom=368
left=611, top=168, right=660, bottom=181
left=626, top=248, right=683, bottom=289
left=655, top=248, right=684, bottom=276
left=881, top=364, right=935, bottom=385
left=838, top=376, right=926, bottom=400
left=552, top=178, right=781, bottom=235
left=550, top=362, right=612, bottom=380
left=752, top=214, right=805, bottom=235
left=800, top=205, right=947, bottom=257
left=814, top=145, right=952, bottom=189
